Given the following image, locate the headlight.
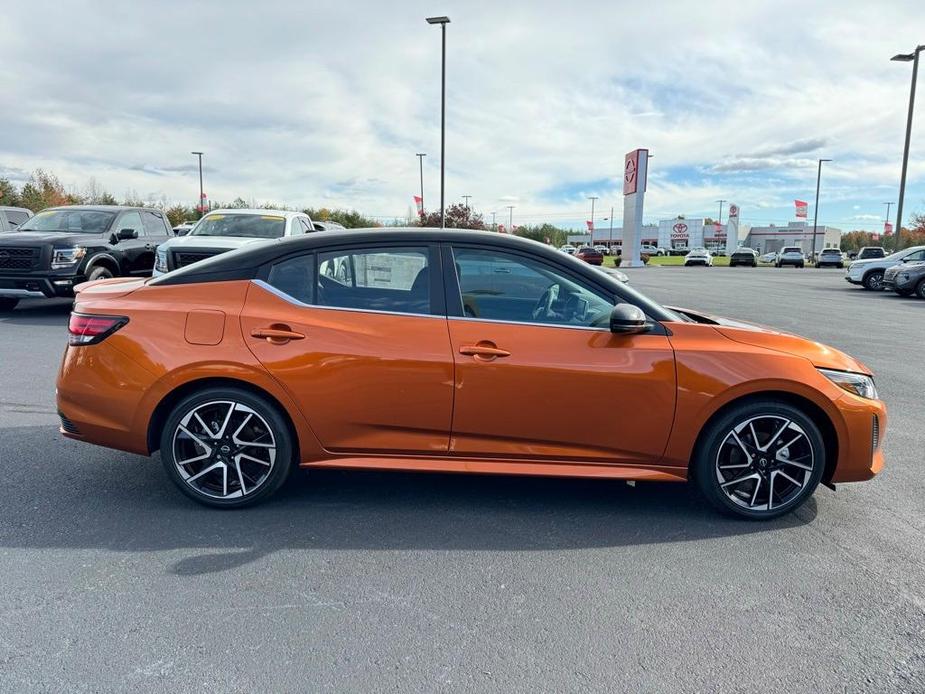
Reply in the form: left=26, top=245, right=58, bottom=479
left=51, top=246, right=87, bottom=269
left=818, top=368, right=878, bottom=400
left=154, top=249, right=168, bottom=273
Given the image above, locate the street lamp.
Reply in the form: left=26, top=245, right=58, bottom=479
left=415, top=153, right=426, bottom=219
left=191, top=151, right=204, bottom=217
left=891, top=45, right=924, bottom=245
left=811, top=159, right=832, bottom=260
left=715, top=199, right=727, bottom=225
left=426, top=16, right=451, bottom=229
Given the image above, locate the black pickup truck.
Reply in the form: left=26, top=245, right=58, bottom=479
left=0, top=205, right=172, bottom=311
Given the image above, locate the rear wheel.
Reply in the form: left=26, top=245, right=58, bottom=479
left=916, top=279, right=925, bottom=300
left=0, top=298, right=19, bottom=312
left=693, top=401, right=825, bottom=520
left=863, top=271, right=884, bottom=291
left=159, top=387, right=294, bottom=508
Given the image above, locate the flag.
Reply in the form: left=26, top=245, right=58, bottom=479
left=413, top=195, right=423, bottom=215
left=586, top=220, right=594, bottom=230
left=794, top=200, right=808, bottom=218
left=498, top=223, right=505, bottom=233
left=884, top=221, right=894, bottom=235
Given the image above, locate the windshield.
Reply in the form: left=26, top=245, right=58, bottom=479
left=192, top=213, right=286, bottom=239
left=18, top=209, right=115, bottom=233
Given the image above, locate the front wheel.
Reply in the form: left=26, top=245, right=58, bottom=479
left=0, top=298, right=19, bottom=312
left=916, top=279, right=925, bottom=300
left=863, top=271, right=884, bottom=291
left=87, top=266, right=114, bottom=282
left=692, top=401, right=825, bottom=520
left=159, top=387, right=294, bottom=508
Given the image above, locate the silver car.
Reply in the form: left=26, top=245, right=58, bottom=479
left=845, top=245, right=925, bottom=290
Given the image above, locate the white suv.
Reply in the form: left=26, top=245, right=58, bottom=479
left=846, top=245, right=925, bottom=290
left=775, top=246, right=805, bottom=268
left=154, top=209, right=314, bottom=276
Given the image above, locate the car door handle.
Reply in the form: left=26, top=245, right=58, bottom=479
left=251, top=327, right=305, bottom=344
left=459, top=342, right=511, bottom=360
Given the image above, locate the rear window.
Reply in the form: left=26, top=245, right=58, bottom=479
left=782, top=247, right=802, bottom=253
left=192, top=213, right=286, bottom=239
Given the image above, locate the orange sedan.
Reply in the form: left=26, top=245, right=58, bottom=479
left=56, top=229, right=886, bottom=519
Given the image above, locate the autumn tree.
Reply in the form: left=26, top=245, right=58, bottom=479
left=418, top=203, right=486, bottom=230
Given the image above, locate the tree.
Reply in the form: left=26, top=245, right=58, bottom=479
left=165, top=204, right=196, bottom=226
left=303, top=207, right=380, bottom=228
left=419, top=203, right=486, bottom=230
left=0, top=178, right=20, bottom=207
left=18, top=170, right=70, bottom=211
left=513, top=223, right=570, bottom=247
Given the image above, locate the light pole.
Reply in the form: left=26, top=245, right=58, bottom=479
left=415, top=153, right=426, bottom=218
left=588, top=196, right=598, bottom=245
left=608, top=206, right=614, bottom=246
left=462, top=194, right=472, bottom=210
left=507, top=205, right=515, bottom=233
left=715, top=199, right=727, bottom=225
left=191, top=151, right=204, bottom=218
left=811, top=159, right=832, bottom=259
left=491, top=211, right=496, bottom=231
left=891, top=45, right=924, bottom=246
left=426, top=16, right=450, bottom=229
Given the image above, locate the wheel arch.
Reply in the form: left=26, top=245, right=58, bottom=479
left=146, top=376, right=301, bottom=465
left=85, top=252, right=121, bottom=275
left=690, top=390, right=839, bottom=484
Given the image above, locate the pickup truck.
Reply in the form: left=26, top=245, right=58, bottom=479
left=0, top=205, right=172, bottom=311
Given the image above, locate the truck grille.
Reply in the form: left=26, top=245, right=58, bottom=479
left=0, top=247, right=40, bottom=271
left=173, top=250, right=222, bottom=268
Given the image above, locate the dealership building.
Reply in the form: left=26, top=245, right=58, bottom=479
left=742, top=222, right=842, bottom=255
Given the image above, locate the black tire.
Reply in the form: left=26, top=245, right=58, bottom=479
left=159, top=386, right=294, bottom=508
left=0, top=298, right=19, bottom=312
left=692, top=400, right=825, bottom=520
left=863, top=271, right=884, bottom=291
left=799, top=263, right=805, bottom=269
left=87, top=265, right=114, bottom=282
left=917, top=279, right=925, bottom=300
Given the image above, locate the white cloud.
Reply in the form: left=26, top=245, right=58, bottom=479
left=0, top=0, right=923, bottom=233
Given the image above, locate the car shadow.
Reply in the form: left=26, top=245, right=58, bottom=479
left=0, top=425, right=818, bottom=576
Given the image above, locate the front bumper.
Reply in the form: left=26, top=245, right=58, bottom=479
left=882, top=272, right=918, bottom=292
left=0, top=273, right=84, bottom=298
left=829, top=392, right=887, bottom=484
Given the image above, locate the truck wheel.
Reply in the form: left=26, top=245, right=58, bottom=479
left=0, top=298, right=19, bottom=312
left=87, top=266, right=114, bottom=283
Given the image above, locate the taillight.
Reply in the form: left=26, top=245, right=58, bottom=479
left=67, top=313, right=128, bottom=346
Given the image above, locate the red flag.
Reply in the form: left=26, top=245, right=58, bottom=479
left=884, top=221, right=894, bottom=235
left=794, top=200, right=808, bottom=218
left=413, top=195, right=423, bottom=214
left=586, top=220, right=594, bottom=230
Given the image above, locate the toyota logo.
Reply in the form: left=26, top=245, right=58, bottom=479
left=672, top=223, right=688, bottom=234
left=624, top=158, right=637, bottom=184
left=729, top=205, right=739, bottom=217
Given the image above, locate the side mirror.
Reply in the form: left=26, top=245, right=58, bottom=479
left=117, top=228, right=138, bottom=240
left=176, top=228, right=190, bottom=236
left=610, top=303, right=649, bottom=335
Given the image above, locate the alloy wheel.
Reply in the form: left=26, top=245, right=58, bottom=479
left=171, top=400, right=277, bottom=500
left=714, top=415, right=815, bottom=512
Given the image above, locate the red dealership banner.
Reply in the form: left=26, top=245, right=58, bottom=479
left=586, top=220, right=594, bottom=230
left=795, top=200, right=808, bottom=218
left=884, top=221, right=894, bottom=235
left=413, top=195, right=423, bottom=215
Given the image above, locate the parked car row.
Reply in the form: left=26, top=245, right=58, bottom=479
left=847, top=245, right=925, bottom=295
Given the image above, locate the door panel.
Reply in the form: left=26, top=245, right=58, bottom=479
left=448, top=319, right=676, bottom=462
left=241, top=281, right=454, bottom=455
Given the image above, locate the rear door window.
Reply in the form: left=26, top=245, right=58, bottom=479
left=317, top=247, right=432, bottom=315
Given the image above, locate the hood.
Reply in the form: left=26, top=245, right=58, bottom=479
left=668, top=306, right=871, bottom=375
left=73, top=276, right=146, bottom=300
left=160, top=235, right=275, bottom=251
left=0, top=231, right=107, bottom=246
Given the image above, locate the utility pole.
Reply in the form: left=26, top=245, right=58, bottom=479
left=507, top=205, right=515, bottom=233
left=415, top=153, right=426, bottom=218
left=491, top=211, right=496, bottom=231
left=716, top=199, right=727, bottom=225
left=811, top=159, right=831, bottom=260
left=462, top=195, right=472, bottom=210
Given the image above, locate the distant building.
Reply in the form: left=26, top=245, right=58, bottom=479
left=743, top=222, right=841, bottom=255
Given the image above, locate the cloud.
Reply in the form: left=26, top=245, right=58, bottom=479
left=749, top=138, right=828, bottom=158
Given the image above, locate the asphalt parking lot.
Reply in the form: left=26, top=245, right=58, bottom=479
left=1, top=268, right=923, bottom=692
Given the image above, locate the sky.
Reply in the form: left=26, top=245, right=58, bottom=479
left=1, top=0, right=924, bottom=232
